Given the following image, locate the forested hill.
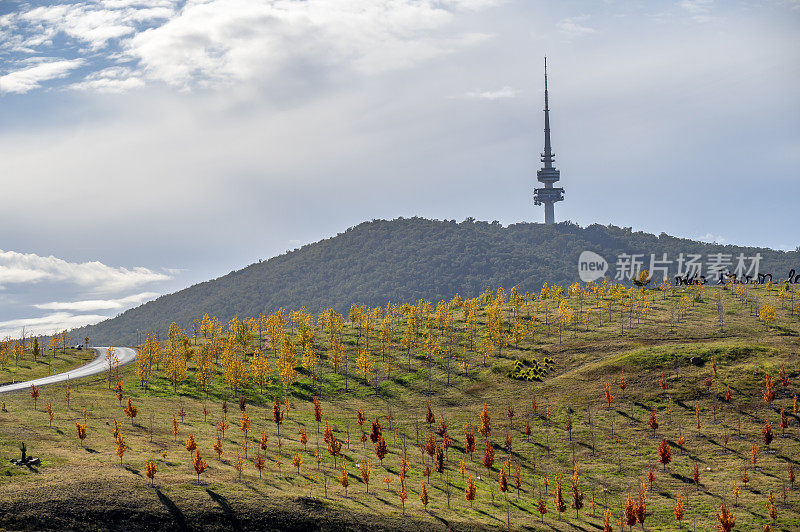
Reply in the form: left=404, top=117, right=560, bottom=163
left=70, top=218, right=798, bottom=345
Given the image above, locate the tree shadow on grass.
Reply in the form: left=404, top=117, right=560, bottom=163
left=291, top=381, right=314, bottom=402
left=760, top=469, right=781, bottom=480
left=373, top=495, right=391, bottom=505
left=536, top=520, right=562, bottom=531
left=241, top=478, right=280, bottom=492
left=740, top=410, right=762, bottom=422
left=776, top=453, right=800, bottom=465
left=84, top=448, right=99, bottom=454
left=156, top=489, right=188, bottom=532
left=615, top=410, right=636, bottom=423
left=683, top=453, right=707, bottom=465
left=206, top=488, right=242, bottom=532
left=346, top=495, right=371, bottom=510
left=425, top=509, right=453, bottom=531
left=565, top=520, right=597, bottom=532
left=670, top=472, right=695, bottom=485
left=532, top=441, right=549, bottom=451
left=124, top=465, right=141, bottom=477
left=509, top=499, right=530, bottom=512
left=473, top=507, right=504, bottom=525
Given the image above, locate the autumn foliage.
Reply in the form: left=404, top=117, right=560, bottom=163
left=75, top=421, right=87, bottom=447
left=192, top=450, right=207, bottom=483
left=145, top=459, right=157, bottom=486
left=716, top=502, right=735, bottom=532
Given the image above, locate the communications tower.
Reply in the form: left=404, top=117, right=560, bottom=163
left=533, top=57, right=564, bottom=224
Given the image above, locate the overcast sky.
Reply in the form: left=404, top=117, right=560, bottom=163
left=0, top=0, right=798, bottom=338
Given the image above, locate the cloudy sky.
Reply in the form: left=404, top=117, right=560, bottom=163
left=0, top=0, right=798, bottom=337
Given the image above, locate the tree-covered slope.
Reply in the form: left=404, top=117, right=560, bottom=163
left=70, top=218, right=798, bottom=345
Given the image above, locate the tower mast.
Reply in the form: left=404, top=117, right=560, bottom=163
left=533, top=57, right=564, bottom=224
left=542, top=57, right=553, bottom=169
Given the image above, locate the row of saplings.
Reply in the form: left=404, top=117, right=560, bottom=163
left=25, top=369, right=790, bottom=531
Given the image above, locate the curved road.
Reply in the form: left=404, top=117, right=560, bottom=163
left=0, top=347, right=137, bottom=394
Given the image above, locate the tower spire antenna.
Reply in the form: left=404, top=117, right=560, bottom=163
left=544, top=56, right=548, bottom=110
left=542, top=56, right=553, bottom=168
left=533, top=56, right=564, bottom=225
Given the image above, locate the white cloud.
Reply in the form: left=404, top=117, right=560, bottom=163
left=462, top=86, right=519, bottom=100
left=0, top=267, right=50, bottom=284
left=679, top=0, right=714, bottom=14
left=695, top=233, right=727, bottom=244
left=1, top=0, right=496, bottom=93
left=440, top=0, right=499, bottom=9
left=68, top=66, right=145, bottom=93
left=0, top=59, right=84, bottom=94
left=556, top=16, right=596, bottom=40
left=17, top=2, right=177, bottom=50
left=0, top=312, right=110, bottom=338
left=34, top=292, right=160, bottom=311
left=100, top=1, right=177, bottom=8
left=0, top=250, right=171, bottom=293
left=124, top=0, right=492, bottom=87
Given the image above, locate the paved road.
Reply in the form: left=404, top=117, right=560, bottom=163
left=0, top=347, right=137, bottom=394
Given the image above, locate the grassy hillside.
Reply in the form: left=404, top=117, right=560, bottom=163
left=1, top=281, right=798, bottom=531
left=69, top=218, right=798, bottom=345
left=0, top=348, right=86, bottom=387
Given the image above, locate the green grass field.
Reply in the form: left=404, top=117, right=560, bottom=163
left=0, top=348, right=88, bottom=386
left=0, top=282, right=798, bottom=531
